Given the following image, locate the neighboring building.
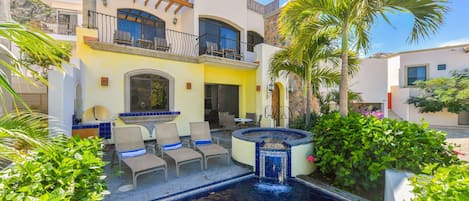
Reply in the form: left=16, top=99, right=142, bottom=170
left=352, top=44, right=469, bottom=126
left=48, top=0, right=295, bottom=137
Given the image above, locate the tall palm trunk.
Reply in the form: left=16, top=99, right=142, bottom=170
left=339, top=28, right=349, bottom=117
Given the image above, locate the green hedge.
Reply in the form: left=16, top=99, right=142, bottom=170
left=313, top=112, right=459, bottom=190
left=0, top=136, right=108, bottom=200
left=411, top=163, right=469, bottom=200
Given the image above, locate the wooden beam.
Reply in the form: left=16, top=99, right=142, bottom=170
left=155, top=0, right=163, bottom=9
left=170, top=0, right=193, bottom=8
left=174, top=4, right=184, bottom=14
left=165, top=1, right=174, bottom=12
left=144, top=0, right=150, bottom=6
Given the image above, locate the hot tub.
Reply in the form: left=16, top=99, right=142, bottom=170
left=232, top=128, right=314, bottom=178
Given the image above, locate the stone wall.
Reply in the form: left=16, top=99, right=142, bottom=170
left=288, top=74, right=320, bottom=120
left=10, top=0, right=55, bottom=26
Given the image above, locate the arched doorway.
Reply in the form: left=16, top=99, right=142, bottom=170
left=272, top=83, right=280, bottom=127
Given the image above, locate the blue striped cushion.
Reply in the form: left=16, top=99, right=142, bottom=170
left=120, top=148, right=146, bottom=158
left=162, top=142, right=182, bottom=151
left=195, top=139, right=212, bottom=146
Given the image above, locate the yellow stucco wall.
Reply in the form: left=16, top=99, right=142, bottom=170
left=76, top=28, right=258, bottom=135
left=77, top=28, right=204, bottom=135
left=204, top=65, right=257, bottom=117
left=231, top=137, right=256, bottom=166
left=291, top=143, right=315, bottom=177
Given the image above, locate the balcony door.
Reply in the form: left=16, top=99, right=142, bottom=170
left=204, top=84, right=239, bottom=127
left=117, top=9, right=165, bottom=46
left=199, top=18, right=240, bottom=55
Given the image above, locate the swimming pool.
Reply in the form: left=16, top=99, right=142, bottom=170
left=155, top=174, right=348, bottom=201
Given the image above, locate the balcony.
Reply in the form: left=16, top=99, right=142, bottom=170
left=86, top=11, right=257, bottom=66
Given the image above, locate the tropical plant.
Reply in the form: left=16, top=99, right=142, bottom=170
left=270, top=35, right=359, bottom=126
left=408, top=69, right=469, bottom=113
left=0, top=136, right=108, bottom=200
left=280, top=0, right=448, bottom=117
left=410, top=163, right=469, bottom=200
left=313, top=112, right=458, bottom=191
left=0, top=22, right=69, bottom=109
left=0, top=21, right=69, bottom=163
left=270, top=45, right=334, bottom=126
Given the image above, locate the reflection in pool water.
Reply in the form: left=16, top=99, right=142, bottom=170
left=180, top=177, right=345, bottom=201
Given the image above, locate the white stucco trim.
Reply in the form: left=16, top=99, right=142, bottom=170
left=124, top=68, right=175, bottom=112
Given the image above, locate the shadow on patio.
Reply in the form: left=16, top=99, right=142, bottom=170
left=103, top=130, right=250, bottom=201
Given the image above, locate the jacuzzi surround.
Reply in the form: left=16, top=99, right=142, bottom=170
left=232, top=128, right=314, bottom=178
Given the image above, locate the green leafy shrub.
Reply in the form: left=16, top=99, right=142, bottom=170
left=313, top=112, right=458, bottom=190
left=411, top=163, right=469, bottom=200
left=289, top=112, right=320, bottom=130
left=0, top=136, right=108, bottom=200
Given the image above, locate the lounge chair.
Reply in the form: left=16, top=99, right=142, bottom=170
left=206, top=41, right=224, bottom=57
left=113, top=126, right=167, bottom=189
left=154, top=37, right=171, bottom=52
left=113, top=30, right=134, bottom=46
left=190, top=122, right=230, bottom=169
left=155, top=123, right=203, bottom=177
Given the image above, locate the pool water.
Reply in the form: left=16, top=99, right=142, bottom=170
left=178, top=178, right=346, bottom=201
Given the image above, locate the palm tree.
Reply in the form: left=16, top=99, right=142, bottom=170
left=280, top=0, right=448, bottom=117
left=0, top=21, right=69, bottom=164
left=270, top=34, right=341, bottom=127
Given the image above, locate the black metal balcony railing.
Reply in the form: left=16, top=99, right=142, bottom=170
left=40, top=21, right=76, bottom=35
left=87, top=11, right=255, bottom=62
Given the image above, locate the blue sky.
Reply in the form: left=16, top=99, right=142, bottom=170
left=256, top=0, right=469, bottom=55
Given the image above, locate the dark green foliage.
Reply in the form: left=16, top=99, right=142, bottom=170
left=0, top=136, right=108, bottom=200
left=408, top=69, right=469, bottom=113
left=289, top=112, right=320, bottom=130
left=411, top=163, right=469, bottom=200
left=313, top=112, right=458, bottom=190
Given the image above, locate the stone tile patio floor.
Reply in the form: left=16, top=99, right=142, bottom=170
left=432, top=125, right=469, bottom=161
left=103, top=130, right=251, bottom=201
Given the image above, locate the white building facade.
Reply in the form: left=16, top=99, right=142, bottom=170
left=352, top=44, right=469, bottom=126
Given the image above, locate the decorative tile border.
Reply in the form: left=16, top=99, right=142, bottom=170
left=72, top=124, right=99, bottom=129
left=118, top=111, right=181, bottom=117
left=72, top=122, right=112, bottom=139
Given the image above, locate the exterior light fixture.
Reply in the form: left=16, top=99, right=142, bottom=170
left=267, top=83, right=274, bottom=92
left=288, top=86, right=294, bottom=93
left=173, top=17, right=178, bottom=25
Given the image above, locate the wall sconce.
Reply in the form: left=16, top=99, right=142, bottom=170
left=100, top=77, right=108, bottom=87
left=256, top=85, right=261, bottom=92
left=288, top=86, right=294, bottom=93
left=267, top=83, right=274, bottom=92
left=173, top=17, right=178, bottom=25
left=186, top=82, right=192, bottom=90
left=102, top=0, right=107, bottom=6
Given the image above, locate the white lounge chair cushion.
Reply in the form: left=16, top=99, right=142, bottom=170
left=195, top=139, right=212, bottom=146
left=162, top=142, right=182, bottom=151
left=120, top=148, right=146, bottom=158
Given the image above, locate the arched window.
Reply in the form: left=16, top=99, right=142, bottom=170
left=199, top=18, right=240, bottom=54
left=247, top=31, right=264, bottom=52
left=117, top=9, right=165, bottom=46
left=125, top=70, right=174, bottom=112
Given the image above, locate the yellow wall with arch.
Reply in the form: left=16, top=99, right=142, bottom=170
left=76, top=28, right=258, bottom=135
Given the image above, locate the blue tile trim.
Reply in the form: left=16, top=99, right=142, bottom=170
left=98, top=122, right=112, bottom=139
left=72, top=124, right=99, bottom=129
left=151, top=173, right=254, bottom=201
left=232, top=127, right=313, bottom=146
left=118, top=111, right=181, bottom=117
left=287, top=145, right=292, bottom=178
left=255, top=142, right=260, bottom=176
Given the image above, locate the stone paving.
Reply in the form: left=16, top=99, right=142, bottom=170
left=432, top=126, right=469, bottom=161
left=103, top=130, right=251, bottom=201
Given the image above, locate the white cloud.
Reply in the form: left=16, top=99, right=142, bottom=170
left=438, top=38, right=469, bottom=47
